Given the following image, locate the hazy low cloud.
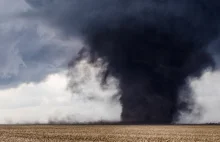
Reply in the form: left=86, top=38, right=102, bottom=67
left=0, top=69, right=121, bottom=124
left=177, top=70, right=220, bottom=123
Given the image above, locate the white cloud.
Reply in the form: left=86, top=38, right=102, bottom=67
left=0, top=64, right=121, bottom=124
left=0, top=0, right=121, bottom=124
left=178, top=70, right=220, bottom=123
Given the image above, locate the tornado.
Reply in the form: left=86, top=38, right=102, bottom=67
left=25, top=0, right=220, bottom=123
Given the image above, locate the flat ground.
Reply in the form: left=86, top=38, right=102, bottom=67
left=0, top=125, right=219, bottom=142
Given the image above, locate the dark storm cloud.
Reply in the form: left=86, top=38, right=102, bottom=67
left=0, top=18, right=80, bottom=88
left=25, top=0, right=220, bottom=123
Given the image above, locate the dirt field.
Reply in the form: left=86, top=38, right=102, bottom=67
left=0, top=125, right=219, bottom=142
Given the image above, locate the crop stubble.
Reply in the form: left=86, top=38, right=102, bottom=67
left=0, top=125, right=219, bottom=142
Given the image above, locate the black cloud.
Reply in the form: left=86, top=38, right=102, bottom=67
left=25, top=0, right=220, bottom=123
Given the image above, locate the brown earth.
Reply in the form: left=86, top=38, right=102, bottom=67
left=0, top=125, right=220, bottom=142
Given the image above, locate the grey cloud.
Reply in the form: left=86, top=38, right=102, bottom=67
left=23, top=0, right=220, bottom=123
left=0, top=0, right=122, bottom=124
left=24, top=0, right=220, bottom=38
left=0, top=15, right=81, bottom=88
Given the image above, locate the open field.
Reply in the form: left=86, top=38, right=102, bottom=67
left=0, top=125, right=220, bottom=142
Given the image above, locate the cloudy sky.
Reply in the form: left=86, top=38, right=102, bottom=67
left=0, top=0, right=220, bottom=124
left=0, top=0, right=121, bottom=124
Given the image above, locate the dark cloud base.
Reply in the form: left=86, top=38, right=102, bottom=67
left=26, top=0, right=220, bottom=123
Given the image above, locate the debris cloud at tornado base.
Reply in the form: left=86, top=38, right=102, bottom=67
left=25, top=0, right=220, bottom=124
